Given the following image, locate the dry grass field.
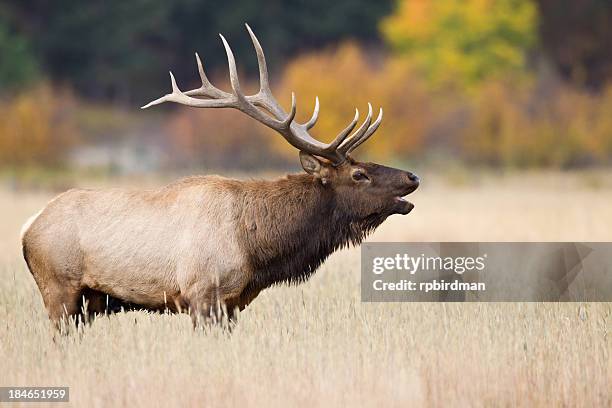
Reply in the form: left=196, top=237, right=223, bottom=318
left=1, top=170, right=611, bottom=407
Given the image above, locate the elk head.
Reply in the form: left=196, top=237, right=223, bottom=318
left=143, top=24, right=419, bottom=217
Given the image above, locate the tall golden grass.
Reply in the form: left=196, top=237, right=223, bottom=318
left=0, top=171, right=611, bottom=406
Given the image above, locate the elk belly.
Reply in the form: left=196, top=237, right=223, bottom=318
left=79, top=231, right=183, bottom=308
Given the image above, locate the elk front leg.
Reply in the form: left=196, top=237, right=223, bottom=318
left=225, top=288, right=262, bottom=322
left=183, top=274, right=247, bottom=328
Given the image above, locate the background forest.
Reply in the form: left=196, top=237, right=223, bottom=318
left=1, top=0, right=612, bottom=176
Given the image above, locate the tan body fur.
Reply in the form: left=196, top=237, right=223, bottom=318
left=23, top=176, right=257, bottom=323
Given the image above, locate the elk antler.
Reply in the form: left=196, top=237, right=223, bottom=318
left=142, top=24, right=383, bottom=165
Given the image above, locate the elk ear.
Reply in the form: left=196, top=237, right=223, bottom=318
left=299, top=152, right=322, bottom=175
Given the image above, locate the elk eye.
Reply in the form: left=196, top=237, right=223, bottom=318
left=352, top=171, right=368, bottom=181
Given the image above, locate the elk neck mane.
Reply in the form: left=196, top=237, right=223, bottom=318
left=237, top=173, right=388, bottom=295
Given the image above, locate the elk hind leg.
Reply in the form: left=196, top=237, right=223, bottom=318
left=42, top=282, right=82, bottom=330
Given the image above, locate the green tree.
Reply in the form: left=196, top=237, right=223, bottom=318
left=381, top=0, right=537, bottom=89
left=537, top=0, right=612, bottom=90
left=0, top=19, right=39, bottom=91
left=2, top=0, right=394, bottom=102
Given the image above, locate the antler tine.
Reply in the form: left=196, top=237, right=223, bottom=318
left=304, top=97, right=319, bottom=130
left=219, top=34, right=244, bottom=98
left=217, top=32, right=287, bottom=130
left=141, top=72, right=236, bottom=109
left=346, top=108, right=383, bottom=154
left=245, top=23, right=293, bottom=124
left=323, top=108, right=360, bottom=152
left=338, top=103, right=373, bottom=154
left=280, top=92, right=297, bottom=128
left=184, top=53, right=231, bottom=99
left=245, top=23, right=271, bottom=96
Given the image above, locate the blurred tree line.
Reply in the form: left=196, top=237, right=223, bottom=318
left=1, top=0, right=612, bottom=172
left=537, top=0, right=612, bottom=90
left=0, top=0, right=392, bottom=101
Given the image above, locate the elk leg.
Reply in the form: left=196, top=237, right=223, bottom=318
left=187, top=302, right=208, bottom=328
left=23, top=228, right=84, bottom=331
left=225, top=288, right=262, bottom=322
left=187, top=302, right=229, bottom=328
left=237, top=288, right=262, bottom=311
left=184, top=288, right=216, bottom=328
left=185, top=285, right=239, bottom=328
left=80, top=288, right=110, bottom=323
left=43, top=283, right=82, bottom=330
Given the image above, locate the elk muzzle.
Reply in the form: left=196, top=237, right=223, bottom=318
left=394, top=171, right=419, bottom=214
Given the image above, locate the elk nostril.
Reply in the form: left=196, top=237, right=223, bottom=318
left=407, top=173, right=420, bottom=183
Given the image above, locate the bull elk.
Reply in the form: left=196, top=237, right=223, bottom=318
left=21, top=25, right=419, bottom=328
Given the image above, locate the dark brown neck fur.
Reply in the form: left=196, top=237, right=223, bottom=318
left=237, top=173, right=388, bottom=295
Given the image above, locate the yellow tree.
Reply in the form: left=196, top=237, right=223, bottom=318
left=381, top=0, right=537, bottom=89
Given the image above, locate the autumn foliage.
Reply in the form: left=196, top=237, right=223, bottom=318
left=2, top=0, right=612, bottom=170
left=165, top=103, right=285, bottom=169
left=0, top=84, right=78, bottom=168
left=464, top=80, right=612, bottom=167
left=132, top=0, right=612, bottom=169
left=272, top=44, right=430, bottom=160
left=381, top=0, right=537, bottom=89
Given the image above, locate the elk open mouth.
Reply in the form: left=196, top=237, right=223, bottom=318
left=394, top=194, right=414, bottom=205
left=394, top=195, right=415, bottom=214
left=394, top=196, right=412, bottom=204
left=393, top=180, right=418, bottom=214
